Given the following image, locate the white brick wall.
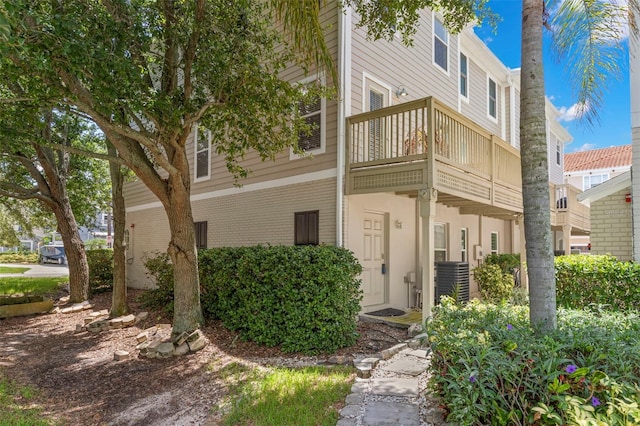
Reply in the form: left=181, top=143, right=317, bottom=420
left=591, top=188, right=632, bottom=260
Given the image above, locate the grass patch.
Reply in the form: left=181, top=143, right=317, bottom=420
left=0, top=276, right=68, bottom=296
left=0, top=266, right=30, bottom=274
left=214, top=361, right=354, bottom=426
left=0, top=372, right=54, bottom=425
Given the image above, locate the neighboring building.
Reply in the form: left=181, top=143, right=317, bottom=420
left=123, top=7, right=577, bottom=318
left=577, top=171, right=632, bottom=260
left=631, top=9, right=640, bottom=262
left=564, top=145, right=632, bottom=252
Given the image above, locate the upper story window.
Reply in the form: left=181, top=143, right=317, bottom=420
left=556, top=140, right=561, bottom=165
left=364, top=76, right=390, bottom=161
left=488, top=78, right=497, bottom=120
left=583, top=174, right=609, bottom=190
left=433, top=16, right=449, bottom=72
left=293, top=76, right=326, bottom=158
left=459, top=53, right=468, bottom=99
left=194, top=124, right=211, bottom=182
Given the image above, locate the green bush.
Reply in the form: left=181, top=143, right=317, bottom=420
left=426, top=298, right=640, bottom=425
left=85, top=238, right=107, bottom=250
left=86, top=249, right=113, bottom=294
left=484, top=253, right=520, bottom=273
left=555, top=255, right=640, bottom=312
left=472, top=263, right=513, bottom=303
left=139, top=245, right=363, bottom=354
left=138, top=251, right=175, bottom=315
left=0, top=252, right=38, bottom=264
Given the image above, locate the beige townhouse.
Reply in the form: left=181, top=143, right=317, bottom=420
left=123, top=5, right=580, bottom=320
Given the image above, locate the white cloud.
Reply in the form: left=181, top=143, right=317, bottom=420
left=574, top=143, right=598, bottom=152
left=557, top=102, right=589, bottom=122
left=483, top=36, right=493, bottom=45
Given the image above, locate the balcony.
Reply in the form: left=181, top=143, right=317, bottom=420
left=345, top=97, right=523, bottom=219
left=551, top=183, right=590, bottom=234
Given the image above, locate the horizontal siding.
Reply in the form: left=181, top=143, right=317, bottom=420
left=125, top=177, right=337, bottom=287
left=548, top=133, right=564, bottom=184
left=459, top=58, right=502, bottom=136
left=123, top=180, right=160, bottom=208
left=350, top=10, right=459, bottom=116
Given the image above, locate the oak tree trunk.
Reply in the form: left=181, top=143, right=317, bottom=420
left=108, top=142, right=129, bottom=317
left=520, top=0, right=557, bottom=331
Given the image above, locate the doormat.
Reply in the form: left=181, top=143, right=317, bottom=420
left=365, top=308, right=406, bottom=317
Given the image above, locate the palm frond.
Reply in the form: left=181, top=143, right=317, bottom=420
left=548, top=0, right=633, bottom=126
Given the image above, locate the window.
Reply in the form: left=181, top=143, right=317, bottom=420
left=488, top=78, right=497, bottom=119
left=194, top=221, right=207, bottom=249
left=295, top=210, right=319, bottom=245
left=295, top=77, right=326, bottom=156
left=490, top=232, right=499, bottom=255
left=194, top=124, right=211, bottom=182
left=435, top=223, right=448, bottom=262
left=433, top=16, right=448, bottom=72
left=583, top=174, right=609, bottom=190
left=556, top=141, right=561, bottom=166
left=368, top=87, right=386, bottom=160
left=459, top=53, right=468, bottom=99
left=461, top=228, right=468, bottom=262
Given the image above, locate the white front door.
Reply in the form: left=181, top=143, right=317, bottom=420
left=361, top=212, right=386, bottom=306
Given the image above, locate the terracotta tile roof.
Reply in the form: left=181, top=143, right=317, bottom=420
left=564, top=145, right=632, bottom=172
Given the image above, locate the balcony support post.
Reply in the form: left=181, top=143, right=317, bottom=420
left=517, top=214, right=528, bottom=290
left=562, top=225, right=572, bottom=255
left=419, top=188, right=437, bottom=324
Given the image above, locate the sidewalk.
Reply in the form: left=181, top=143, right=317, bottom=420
left=0, top=263, right=69, bottom=278
left=336, top=343, right=450, bottom=426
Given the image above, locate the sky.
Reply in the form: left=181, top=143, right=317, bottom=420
left=474, top=1, right=632, bottom=153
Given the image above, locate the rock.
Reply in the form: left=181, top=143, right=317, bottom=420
left=143, top=326, right=158, bottom=336
left=407, top=323, right=423, bottom=337
left=75, top=324, right=85, bottom=333
left=408, top=339, right=420, bottom=349
left=172, top=331, right=189, bottom=346
left=60, top=307, right=73, bottom=314
left=354, top=362, right=373, bottom=378
left=173, top=343, right=189, bottom=356
left=186, top=329, right=203, bottom=343
left=121, top=314, right=136, bottom=327
left=59, top=296, right=70, bottom=304
left=49, top=306, right=61, bottom=314
left=71, top=304, right=84, bottom=313
left=84, top=317, right=95, bottom=325
left=187, top=336, right=207, bottom=352
left=136, top=341, right=150, bottom=353
left=135, top=311, right=149, bottom=323
left=110, top=317, right=124, bottom=328
left=114, top=350, right=129, bottom=361
left=157, top=343, right=175, bottom=358
left=327, top=355, right=354, bottom=365
left=136, top=331, right=149, bottom=343
left=156, top=323, right=171, bottom=330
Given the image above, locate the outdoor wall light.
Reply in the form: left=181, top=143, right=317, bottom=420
left=396, top=86, right=408, bottom=97
left=395, top=220, right=403, bottom=229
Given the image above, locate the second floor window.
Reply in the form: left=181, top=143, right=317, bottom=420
left=460, top=53, right=468, bottom=98
left=584, top=174, right=609, bottom=190
left=194, top=124, right=211, bottom=182
left=488, top=78, right=497, bottom=119
left=556, top=141, right=561, bottom=165
left=433, top=17, right=448, bottom=72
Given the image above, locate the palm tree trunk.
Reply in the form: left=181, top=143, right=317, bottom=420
left=520, top=0, right=557, bottom=331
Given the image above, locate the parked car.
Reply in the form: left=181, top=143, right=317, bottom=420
left=40, top=245, right=67, bottom=265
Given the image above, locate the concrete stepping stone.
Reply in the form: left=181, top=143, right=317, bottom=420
left=370, top=378, right=418, bottom=397
left=381, top=357, right=430, bottom=376
left=363, top=401, right=419, bottom=426
left=406, top=349, right=430, bottom=358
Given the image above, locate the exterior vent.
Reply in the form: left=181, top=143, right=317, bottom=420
left=436, top=262, right=470, bottom=303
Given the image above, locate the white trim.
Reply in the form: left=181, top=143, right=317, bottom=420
left=487, top=75, right=498, bottom=123
left=459, top=51, right=470, bottom=104
left=193, top=125, right=212, bottom=183
left=508, top=73, right=517, bottom=147
left=126, top=168, right=338, bottom=212
left=361, top=72, right=393, bottom=111
left=290, top=74, right=327, bottom=160
left=577, top=170, right=631, bottom=203
left=500, top=78, right=506, bottom=140
left=432, top=13, right=450, bottom=76
left=337, top=5, right=352, bottom=247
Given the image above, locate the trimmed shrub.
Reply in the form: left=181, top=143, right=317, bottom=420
left=0, top=252, right=38, bottom=264
left=139, top=245, right=363, bottom=354
left=86, top=249, right=113, bottom=294
left=472, top=263, right=513, bottom=303
left=555, top=255, right=640, bottom=312
left=199, top=245, right=363, bottom=354
left=484, top=253, right=520, bottom=273
left=426, top=298, right=640, bottom=425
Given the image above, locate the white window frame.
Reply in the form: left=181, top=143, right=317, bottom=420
left=432, top=14, right=449, bottom=74
left=435, top=222, right=448, bottom=262
left=556, top=140, right=561, bottom=166
left=461, top=228, right=468, bottom=262
left=583, top=173, right=609, bottom=190
left=459, top=52, right=469, bottom=101
left=291, top=74, right=326, bottom=160
left=490, top=231, right=499, bottom=255
left=193, top=124, right=211, bottom=183
left=487, top=77, right=498, bottom=122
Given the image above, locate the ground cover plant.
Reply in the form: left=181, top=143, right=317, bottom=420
left=213, top=361, right=353, bottom=426
left=426, top=297, right=640, bottom=425
left=0, top=252, right=38, bottom=264
left=0, top=266, right=30, bottom=274
left=0, top=276, right=68, bottom=296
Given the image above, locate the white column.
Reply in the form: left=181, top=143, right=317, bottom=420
left=518, top=214, right=528, bottom=290
left=631, top=9, right=640, bottom=261
left=562, top=225, right=572, bottom=255
left=419, top=188, right=437, bottom=324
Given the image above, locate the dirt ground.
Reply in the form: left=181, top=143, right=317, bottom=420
left=0, top=290, right=409, bottom=426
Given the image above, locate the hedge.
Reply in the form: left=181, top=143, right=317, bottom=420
left=86, top=249, right=114, bottom=294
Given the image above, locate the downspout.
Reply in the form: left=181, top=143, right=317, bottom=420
left=336, top=5, right=351, bottom=247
